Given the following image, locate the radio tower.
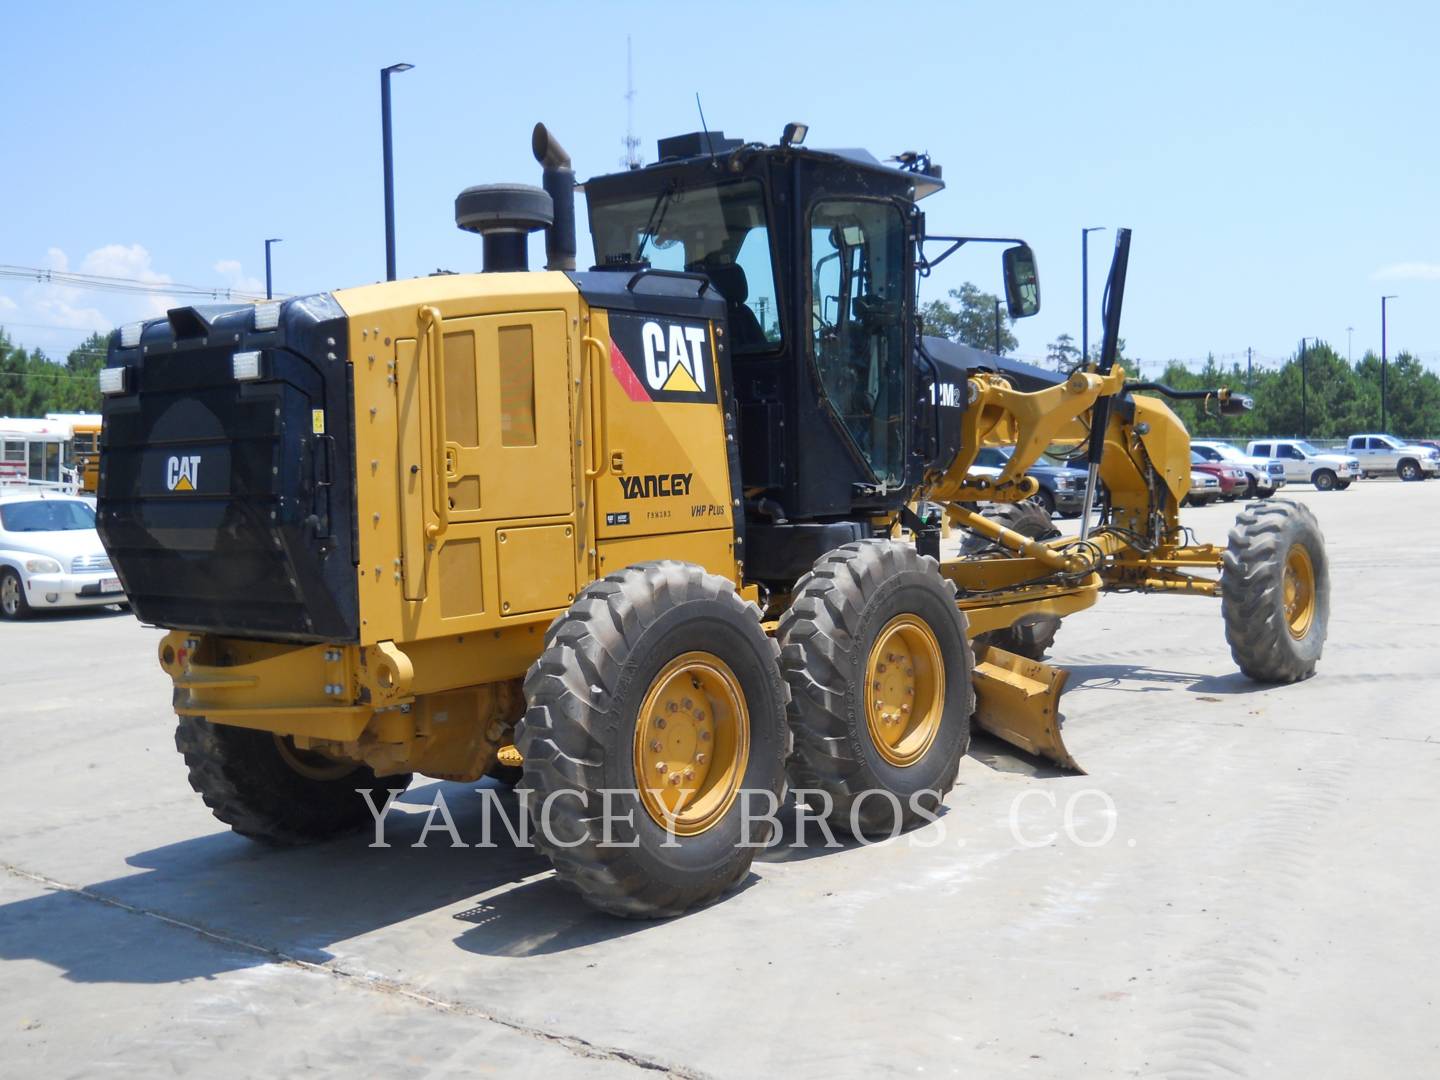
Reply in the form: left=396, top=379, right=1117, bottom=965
left=622, top=35, right=643, bottom=169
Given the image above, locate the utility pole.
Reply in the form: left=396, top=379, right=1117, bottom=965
left=1081, top=227, right=1106, bottom=363
left=1247, top=346, right=1252, bottom=388
left=381, top=62, right=414, bottom=281
left=994, top=299, right=1004, bottom=355
left=1381, top=295, right=1397, bottom=432
left=622, top=36, right=642, bottom=169
left=264, top=238, right=282, bottom=299
left=1346, top=325, right=1354, bottom=364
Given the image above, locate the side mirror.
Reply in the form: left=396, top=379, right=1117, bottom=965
left=1219, top=391, right=1253, bottom=416
left=1002, top=244, right=1040, bottom=318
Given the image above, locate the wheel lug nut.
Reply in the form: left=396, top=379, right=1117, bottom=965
left=667, top=702, right=678, bottom=714
left=695, top=710, right=705, bottom=722
left=656, top=716, right=667, bottom=729
left=905, top=687, right=914, bottom=696
left=876, top=663, right=887, bottom=673
left=695, top=752, right=707, bottom=764
left=699, top=730, right=710, bottom=741
left=656, top=761, right=668, bottom=773
left=682, top=697, right=693, bottom=710
left=683, top=768, right=695, bottom=780
left=872, top=680, right=882, bottom=691
left=650, top=739, right=663, bottom=752
left=668, top=772, right=680, bottom=785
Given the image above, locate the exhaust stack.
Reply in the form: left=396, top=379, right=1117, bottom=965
left=532, top=123, right=577, bottom=271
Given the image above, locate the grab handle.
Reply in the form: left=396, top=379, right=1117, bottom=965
left=418, top=305, right=450, bottom=539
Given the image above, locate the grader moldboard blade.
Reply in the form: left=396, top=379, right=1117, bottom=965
left=971, top=645, right=1084, bottom=773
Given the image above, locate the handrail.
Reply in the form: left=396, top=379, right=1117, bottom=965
left=418, top=305, right=450, bottom=539
left=582, top=335, right=610, bottom=479
left=625, top=267, right=711, bottom=296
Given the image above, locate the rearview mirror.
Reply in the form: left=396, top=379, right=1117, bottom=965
left=1003, top=244, right=1040, bottom=318
left=1219, top=392, right=1253, bottom=416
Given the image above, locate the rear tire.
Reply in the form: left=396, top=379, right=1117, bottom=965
left=1030, top=488, right=1056, bottom=518
left=174, top=716, right=411, bottom=844
left=960, top=501, right=1063, bottom=660
left=1311, top=469, right=1337, bottom=491
left=1221, top=499, right=1329, bottom=683
left=1335, top=480, right=1352, bottom=490
left=517, top=561, right=788, bottom=918
left=1398, top=459, right=1421, bottom=481
left=0, top=568, right=31, bottom=620
left=779, top=540, right=974, bottom=838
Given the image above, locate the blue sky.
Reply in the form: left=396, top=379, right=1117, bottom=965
left=2, top=0, right=1437, bottom=374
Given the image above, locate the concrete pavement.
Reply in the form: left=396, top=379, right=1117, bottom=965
left=2, top=482, right=1437, bottom=1078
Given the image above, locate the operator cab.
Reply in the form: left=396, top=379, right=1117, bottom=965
left=583, top=127, right=1040, bottom=567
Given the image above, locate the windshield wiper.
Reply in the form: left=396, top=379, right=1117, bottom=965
left=633, top=181, right=678, bottom=264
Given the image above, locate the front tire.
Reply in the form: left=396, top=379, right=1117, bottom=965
left=1312, top=469, right=1337, bottom=491
left=517, top=561, right=788, bottom=918
left=1221, top=500, right=1329, bottom=682
left=0, top=568, right=31, bottom=620
left=779, top=541, right=974, bottom=838
left=1398, top=459, right=1421, bottom=481
left=174, top=717, right=411, bottom=844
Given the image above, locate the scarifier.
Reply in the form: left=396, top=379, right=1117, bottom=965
left=97, top=122, right=1328, bottom=916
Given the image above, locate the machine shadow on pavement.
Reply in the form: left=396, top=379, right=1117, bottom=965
left=1064, top=662, right=1273, bottom=697
left=0, top=779, right=622, bottom=982
left=0, top=777, right=938, bottom=977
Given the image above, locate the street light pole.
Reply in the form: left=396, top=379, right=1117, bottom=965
left=1381, top=295, right=1397, bottom=432
left=381, top=63, right=415, bottom=282
left=264, top=238, right=282, bottom=299
left=1081, top=227, right=1106, bottom=364
left=993, top=298, right=1003, bottom=355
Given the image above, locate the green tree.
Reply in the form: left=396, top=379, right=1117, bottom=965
left=0, top=328, right=107, bottom=416
left=919, top=283, right=1017, bottom=355
left=1046, top=332, right=1081, bottom=372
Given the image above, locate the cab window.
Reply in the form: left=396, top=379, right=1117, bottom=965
left=1278, top=445, right=1302, bottom=460
left=588, top=179, right=781, bottom=354
left=809, top=199, right=908, bottom=486
left=1252, top=443, right=1271, bottom=457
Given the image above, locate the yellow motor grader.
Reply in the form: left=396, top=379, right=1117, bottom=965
left=96, top=122, right=1328, bottom=917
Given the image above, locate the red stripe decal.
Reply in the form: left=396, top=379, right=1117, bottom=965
left=608, top=338, right=651, bottom=402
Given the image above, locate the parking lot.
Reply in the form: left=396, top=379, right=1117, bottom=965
left=2, top=480, right=1438, bottom=1078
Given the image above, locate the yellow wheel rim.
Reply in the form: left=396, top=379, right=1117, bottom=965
left=864, top=614, right=945, bottom=768
left=1283, top=544, right=1317, bottom=640
left=632, top=651, right=749, bottom=836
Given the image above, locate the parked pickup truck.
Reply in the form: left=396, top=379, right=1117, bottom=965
left=1246, top=439, right=1361, bottom=491
left=1344, top=433, right=1440, bottom=481
left=1191, top=440, right=1287, bottom=498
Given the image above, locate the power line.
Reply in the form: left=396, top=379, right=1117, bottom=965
left=0, top=263, right=269, bottom=302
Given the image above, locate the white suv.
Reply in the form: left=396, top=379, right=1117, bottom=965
left=1191, top=440, right=1287, bottom=498
left=1245, top=440, right=1360, bottom=491
left=1344, top=434, right=1440, bottom=481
